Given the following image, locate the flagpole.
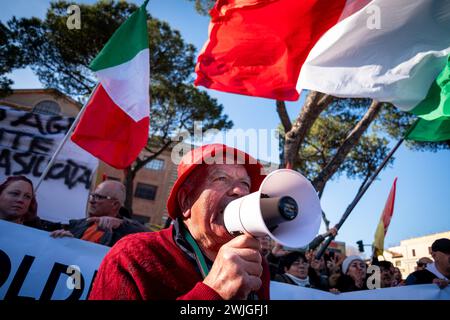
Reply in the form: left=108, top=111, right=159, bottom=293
left=34, top=83, right=99, bottom=192
left=314, top=125, right=416, bottom=260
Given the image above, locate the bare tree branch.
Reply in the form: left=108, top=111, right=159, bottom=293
left=284, top=91, right=333, bottom=168
left=312, top=100, right=383, bottom=194
left=321, top=210, right=330, bottom=231
left=276, top=100, right=292, bottom=132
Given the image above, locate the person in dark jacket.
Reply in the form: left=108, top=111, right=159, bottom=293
left=405, top=238, right=450, bottom=289
left=275, top=251, right=322, bottom=288
left=306, top=226, right=338, bottom=251
left=50, top=180, right=148, bottom=246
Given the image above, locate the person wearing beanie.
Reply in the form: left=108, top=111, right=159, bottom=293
left=89, top=144, right=270, bottom=300
left=405, top=238, right=450, bottom=289
left=336, top=255, right=368, bottom=292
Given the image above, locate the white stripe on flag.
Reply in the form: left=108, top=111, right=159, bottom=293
left=95, top=48, right=150, bottom=122
left=297, top=0, right=450, bottom=111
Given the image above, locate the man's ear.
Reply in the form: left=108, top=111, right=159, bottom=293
left=431, top=252, right=437, bottom=260
left=177, top=188, right=191, bottom=218
left=113, top=201, right=121, bottom=212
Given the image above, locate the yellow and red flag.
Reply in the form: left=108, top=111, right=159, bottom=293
left=373, top=178, right=397, bottom=257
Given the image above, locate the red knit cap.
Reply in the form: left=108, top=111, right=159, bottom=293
left=166, top=144, right=265, bottom=219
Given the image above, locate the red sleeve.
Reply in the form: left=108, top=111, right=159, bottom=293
left=177, top=282, right=223, bottom=300
left=88, top=240, right=142, bottom=300
left=257, top=258, right=271, bottom=300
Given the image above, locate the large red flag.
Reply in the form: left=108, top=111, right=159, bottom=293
left=195, top=0, right=369, bottom=101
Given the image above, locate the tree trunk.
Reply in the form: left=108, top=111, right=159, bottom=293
left=283, top=91, right=333, bottom=168
left=312, top=100, right=383, bottom=194
left=321, top=210, right=331, bottom=231
left=124, top=166, right=136, bottom=213
left=122, top=139, right=173, bottom=214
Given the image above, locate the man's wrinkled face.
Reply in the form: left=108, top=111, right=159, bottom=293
left=184, top=164, right=251, bottom=252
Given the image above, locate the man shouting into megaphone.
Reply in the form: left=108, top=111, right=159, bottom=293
left=89, top=144, right=271, bottom=300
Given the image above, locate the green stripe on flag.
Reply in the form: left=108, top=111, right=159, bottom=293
left=407, top=54, right=450, bottom=142
left=407, top=118, right=450, bottom=142
left=411, top=55, right=450, bottom=121
left=90, top=0, right=149, bottom=71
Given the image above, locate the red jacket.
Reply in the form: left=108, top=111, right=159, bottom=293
left=89, top=225, right=270, bottom=300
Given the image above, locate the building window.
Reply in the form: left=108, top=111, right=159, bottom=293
left=412, top=249, right=416, bottom=257
left=395, top=261, right=401, bottom=267
left=134, top=183, right=157, bottom=200
left=33, top=100, right=61, bottom=115
left=145, top=159, right=165, bottom=171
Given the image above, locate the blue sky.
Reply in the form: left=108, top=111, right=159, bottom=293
left=2, top=0, right=450, bottom=254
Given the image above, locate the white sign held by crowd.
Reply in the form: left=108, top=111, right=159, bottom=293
left=0, top=220, right=109, bottom=300
left=1, top=220, right=449, bottom=300
left=270, top=280, right=450, bottom=300
left=0, top=106, right=98, bottom=223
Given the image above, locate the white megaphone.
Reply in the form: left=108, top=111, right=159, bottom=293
left=224, top=169, right=322, bottom=248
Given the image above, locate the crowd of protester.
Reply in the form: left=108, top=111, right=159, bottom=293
left=1, top=174, right=449, bottom=295
left=259, top=235, right=449, bottom=293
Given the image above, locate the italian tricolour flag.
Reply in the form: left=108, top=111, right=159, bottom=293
left=72, top=0, right=150, bottom=169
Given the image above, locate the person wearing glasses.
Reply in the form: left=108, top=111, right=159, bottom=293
left=50, top=180, right=147, bottom=246
left=274, top=251, right=320, bottom=288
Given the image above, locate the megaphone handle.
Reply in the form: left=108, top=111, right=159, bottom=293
left=315, top=234, right=335, bottom=260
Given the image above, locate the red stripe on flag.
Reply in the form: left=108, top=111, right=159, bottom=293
left=195, top=0, right=348, bottom=100
left=71, top=84, right=149, bottom=169
left=381, top=177, right=397, bottom=235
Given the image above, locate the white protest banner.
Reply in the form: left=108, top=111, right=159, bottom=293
left=0, top=106, right=98, bottom=223
left=270, top=281, right=450, bottom=300
left=0, top=220, right=109, bottom=300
